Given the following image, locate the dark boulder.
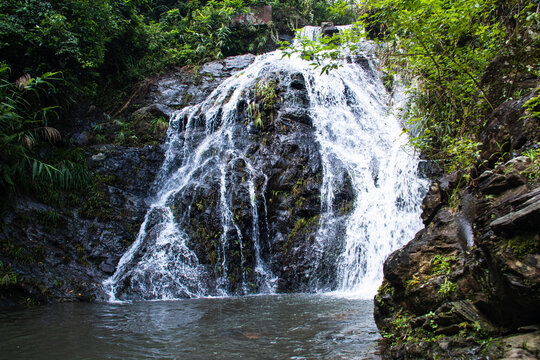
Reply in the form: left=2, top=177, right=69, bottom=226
left=375, top=156, right=540, bottom=359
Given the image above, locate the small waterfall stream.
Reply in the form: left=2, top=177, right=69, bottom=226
left=104, top=26, right=428, bottom=301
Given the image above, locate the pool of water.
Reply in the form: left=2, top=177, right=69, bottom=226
left=0, top=294, right=381, bottom=359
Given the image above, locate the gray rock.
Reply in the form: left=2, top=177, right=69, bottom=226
left=92, top=153, right=106, bottom=161
left=375, top=154, right=540, bottom=359
left=490, top=196, right=540, bottom=230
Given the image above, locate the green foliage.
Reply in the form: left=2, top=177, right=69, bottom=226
left=248, top=77, right=278, bottom=128
left=140, top=0, right=277, bottom=74
left=0, top=260, right=18, bottom=287
left=151, top=116, right=169, bottom=134
left=520, top=146, right=540, bottom=180
left=144, top=4, right=228, bottom=68
left=255, top=78, right=278, bottom=111
left=505, top=234, right=538, bottom=260
left=283, top=0, right=538, bottom=174
left=376, top=280, right=395, bottom=306
left=1, top=237, right=35, bottom=264
left=439, top=277, right=457, bottom=296
left=272, top=0, right=357, bottom=26
left=0, top=66, right=89, bottom=200
left=432, top=255, right=458, bottom=296
left=405, top=275, right=421, bottom=292
left=431, top=255, right=457, bottom=276
left=388, top=308, right=414, bottom=345
left=282, top=23, right=364, bottom=74
left=405, top=255, right=458, bottom=296
left=0, top=0, right=146, bottom=98
left=445, top=137, right=482, bottom=174
left=0, top=0, right=359, bottom=112
left=365, top=0, right=539, bottom=172
left=523, top=93, right=540, bottom=119
left=326, top=0, right=358, bottom=25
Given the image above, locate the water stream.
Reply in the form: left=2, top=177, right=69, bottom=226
left=0, top=26, right=429, bottom=359
left=0, top=295, right=380, bottom=360
left=104, top=26, right=427, bottom=301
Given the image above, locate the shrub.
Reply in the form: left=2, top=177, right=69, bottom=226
left=0, top=66, right=88, bottom=201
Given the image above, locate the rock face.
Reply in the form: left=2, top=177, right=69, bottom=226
left=374, top=95, right=540, bottom=358
left=0, top=55, right=264, bottom=305
left=109, top=56, right=356, bottom=299
left=144, top=54, right=257, bottom=110
left=0, top=54, right=349, bottom=304
left=171, top=77, right=325, bottom=293
left=0, top=144, right=164, bottom=305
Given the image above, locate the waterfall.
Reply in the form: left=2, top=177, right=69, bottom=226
left=104, top=26, right=427, bottom=301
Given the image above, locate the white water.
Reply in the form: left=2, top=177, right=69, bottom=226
left=104, top=26, right=427, bottom=301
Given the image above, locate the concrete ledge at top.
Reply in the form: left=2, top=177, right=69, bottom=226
left=321, top=22, right=339, bottom=37
left=234, top=5, right=272, bottom=25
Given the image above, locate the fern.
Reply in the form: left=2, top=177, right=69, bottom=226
left=0, top=66, right=89, bottom=199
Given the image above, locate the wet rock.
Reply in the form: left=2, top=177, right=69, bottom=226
left=91, top=153, right=106, bottom=161
left=130, top=103, right=172, bottom=138
left=496, top=331, right=540, bottom=359
left=478, top=169, right=526, bottom=195
left=421, top=182, right=442, bottom=225
left=1, top=119, right=165, bottom=304
left=479, top=94, right=540, bottom=168
left=143, top=54, right=256, bottom=108
left=375, top=149, right=540, bottom=358
left=490, top=194, right=540, bottom=230
left=103, top=60, right=333, bottom=297
left=289, top=73, right=306, bottom=90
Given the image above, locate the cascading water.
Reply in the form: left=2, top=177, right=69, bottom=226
left=104, top=26, right=428, bottom=301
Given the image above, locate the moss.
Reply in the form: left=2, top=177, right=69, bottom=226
left=36, top=210, right=62, bottom=231
left=376, top=280, right=395, bottom=306
left=184, top=201, right=222, bottom=269
left=281, top=217, right=308, bottom=255
left=431, top=255, right=457, bottom=277
left=289, top=217, right=308, bottom=239
left=505, top=234, right=538, bottom=260
left=382, top=307, right=491, bottom=358
left=282, top=216, right=320, bottom=255
left=79, top=174, right=115, bottom=220
left=1, top=238, right=35, bottom=264
left=90, top=112, right=167, bottom=148
left=0, top=260, right=18, bottom=287
left=338, top=199, right=354, bottom=216
left=406, top=275, right=421, bottom=293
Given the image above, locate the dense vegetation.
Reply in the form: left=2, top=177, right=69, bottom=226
left=365, top=0, right=539, bottom=173
left=1, top=0, right=537, bottom=216
left=0, top=0, right=357, bottom=202
left=292, top=0, right=539, bottom=175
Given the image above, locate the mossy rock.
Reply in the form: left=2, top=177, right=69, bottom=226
left=130, top=104, right=171, bottom=140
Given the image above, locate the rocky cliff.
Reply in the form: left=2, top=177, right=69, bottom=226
left=0, top=53, right=354, bottom=304
left=0, top=56, right=254, bottom=304
left=374, top=92, right=540, bottom=359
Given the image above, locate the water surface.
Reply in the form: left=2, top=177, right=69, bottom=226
left=0, top=294, right=381, bottom=359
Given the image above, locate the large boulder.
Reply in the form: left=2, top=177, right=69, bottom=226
left=375, top=155, right=540, bottom=359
